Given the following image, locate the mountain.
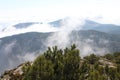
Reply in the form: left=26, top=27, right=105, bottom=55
left=70, top=30, right=120, bottom=53
left=49, top=19, right=63, bottom=27
left=5, top=18, right=120, bottom=35
left=82, top=20, right=120, bottom=35
left=14, top=22, right=42, bottom=29
left=0, top=30, right=120, bottom=74
left=0, top=32, right=51, bottom=74
left=50, top=19, right=120, bottom=35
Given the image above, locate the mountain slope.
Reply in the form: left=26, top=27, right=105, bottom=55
left=0, top=32, right=51, bottom=74
left=0, top=30, right=120, bottom=74
left=70, top=30, right=120, bottom=56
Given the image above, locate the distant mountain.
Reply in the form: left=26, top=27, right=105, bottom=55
left=14, top=22, right=42, bottom=29
left=49, top=19, right=63, bottom=27
left=0, top=30, right=120, bottom=74
left=50, top=19, right=120, bottom=35
left=13, top=19, right=62, bottom=29
left=82, top=20, right=120, bottom=35
left=10, top=19, right=120, bottom=35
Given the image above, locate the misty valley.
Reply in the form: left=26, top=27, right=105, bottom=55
left=0, top=18, right=120, bottom=80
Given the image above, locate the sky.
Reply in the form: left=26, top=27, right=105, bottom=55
left=0, top=0, right=120, bottom=24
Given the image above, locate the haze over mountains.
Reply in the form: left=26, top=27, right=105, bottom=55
left=1, top=18, right=120, bottom=38
left=13, top=19, right=120, bottom=35
left=0, top=18, right=120, bottom=74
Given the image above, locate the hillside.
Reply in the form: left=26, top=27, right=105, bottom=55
left=0, top=30, right=120, bottom=74
left=0, top=32, right=51, bottom=74
left=1, top=45, right=120, bottom=80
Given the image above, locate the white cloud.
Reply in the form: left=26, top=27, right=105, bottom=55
left=4, top=41, right=16, bottom=55
left=46, top=17, right=85, bottom=48
left=17, top=53, right=38, bottom=62
left=0, top=23, right=58, bottom=38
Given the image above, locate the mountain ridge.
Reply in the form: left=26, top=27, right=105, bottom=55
left=0, top=30, right=120, bottom=74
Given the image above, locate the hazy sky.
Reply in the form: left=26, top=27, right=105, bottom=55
left=0, top=0, right=120, bottom=24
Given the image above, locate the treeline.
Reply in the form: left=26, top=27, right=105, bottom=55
left=23, top=44, right=80, bottom=80
left=22, top=44, right=120, bottom=80
left=1, top=44, right=120, bottom=80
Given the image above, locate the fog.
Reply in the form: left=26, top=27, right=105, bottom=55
left=46, top=17, right=84, bottom=48
left=45, top=18, right=110, bottom=57
left=0, top=23, right=58, bottom=38
left=0, top=40, right=38, bottom=74
left=0, top=17, right=116, bottom=74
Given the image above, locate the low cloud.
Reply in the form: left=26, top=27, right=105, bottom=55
left=0, top=41, right=17, bottom=73
left=0, top=40, right=39, bottom=74
left=4, top=41, right=16, bottom=55
left=0, top=17, right=115, bottom=74
left=17, top=52, right=38, bottom=62
left=0, top=23, right=58, bottom=38
left=45, top=17, right=111, bottom=57
left=46, top=17, right=85, bottom=48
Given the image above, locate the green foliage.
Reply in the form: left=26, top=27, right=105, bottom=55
left=104, top=54, right=114, bottom=60
left=23, top=44, right=81, bottom=80
left=104, top=52, right=120, bottom=64
left=23, top=55, right=54, bottom=80
left=63, top=45, right=80, bottom=80
left=5, top=45, right=120, bottom=80
left=84, top=54, right=99, bottom=64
